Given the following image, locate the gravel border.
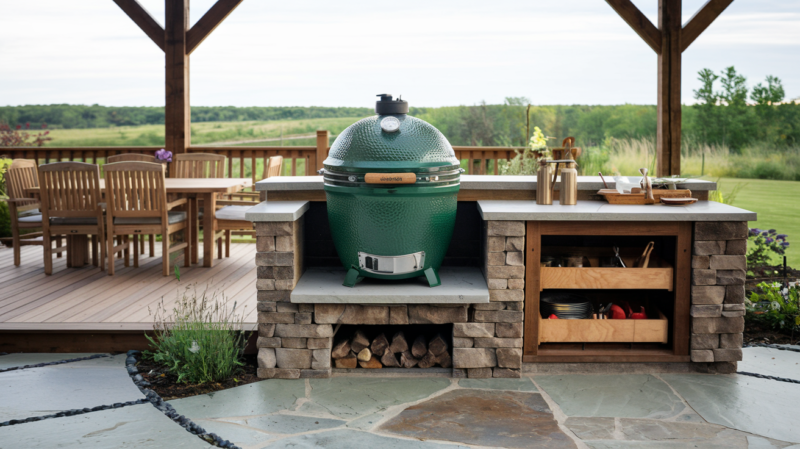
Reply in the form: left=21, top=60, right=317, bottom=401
left=739, top=343, right=800, bottom=384
left=0, top=353, right=111, bottom=374
left=124, top=350, right=242, bottom=449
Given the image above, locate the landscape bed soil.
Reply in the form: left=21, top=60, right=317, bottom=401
left=135, top=354, right=261, bottom=400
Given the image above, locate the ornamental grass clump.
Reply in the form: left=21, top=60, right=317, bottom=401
left=146, top=286, right=247, bottom=384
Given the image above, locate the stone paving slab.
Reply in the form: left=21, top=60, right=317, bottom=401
left=661, top=374, right=800, bottom=444
left=0, top=353, right=99, bottom=370
left=169, top=380, right=306, bottom=420
left=741, top=347, right=800, bottom=380
left=221, top=413, right=346, bottom=434
left=380, top=388, right=577, bottom=448
left=534, top=374, right=685, bottom=419
left=0, top=404, right=212, bottom=448
left=259, top=428, right=469, bottom=448
left=0, top=354, right=143, bottom=421
left=458, top=378, right=538, bottom=391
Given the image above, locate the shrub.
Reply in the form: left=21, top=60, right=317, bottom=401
left=145, top=287, right=248, bottom=384
left=746, top=281, right=800, bottom=338
left=747, top=228, right=789, bottom=274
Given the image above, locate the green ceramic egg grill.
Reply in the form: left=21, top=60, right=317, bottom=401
left=321, top=94, right=462, bottom=287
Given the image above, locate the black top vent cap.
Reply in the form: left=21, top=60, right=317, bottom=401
left=375, top=94, right=409, bottom=115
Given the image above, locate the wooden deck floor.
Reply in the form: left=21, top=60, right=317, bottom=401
left=0, top=243, right=257, bottom=334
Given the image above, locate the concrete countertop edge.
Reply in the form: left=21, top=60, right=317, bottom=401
left=245, top=200, right=310, bottom=222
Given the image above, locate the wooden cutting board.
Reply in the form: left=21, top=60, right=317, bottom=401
left=598, top=189, right=691, bottom=205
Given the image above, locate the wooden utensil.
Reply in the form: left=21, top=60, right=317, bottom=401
left=634, top=241, right=655, bottom=268
left=639, top=168, right=655, bottom=203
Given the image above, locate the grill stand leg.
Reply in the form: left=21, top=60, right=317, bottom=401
left=343, top=265, right=363, bottom=288
left=424, top=267, right=441, bottom=288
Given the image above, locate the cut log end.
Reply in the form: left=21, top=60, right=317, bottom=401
left=359, top=355, right=383, bottom=369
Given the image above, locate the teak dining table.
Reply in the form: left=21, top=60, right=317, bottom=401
left=27, top=178, right=253, bottom=269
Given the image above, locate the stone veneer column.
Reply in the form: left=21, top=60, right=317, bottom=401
left=452, top=220, right=525, bottom=379
left=690, top=221, right=747, bottom=371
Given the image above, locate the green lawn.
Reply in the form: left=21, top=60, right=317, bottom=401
left=717, top=177, right=800, bottom=268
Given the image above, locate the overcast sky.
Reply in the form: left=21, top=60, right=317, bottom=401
left=1, top=0, right=797, bottom=108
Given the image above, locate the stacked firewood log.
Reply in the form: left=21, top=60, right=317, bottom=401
left=331, top=330, right=451, bottom=369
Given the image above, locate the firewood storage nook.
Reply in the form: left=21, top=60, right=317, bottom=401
left=247, top=176, right=757, bottom=379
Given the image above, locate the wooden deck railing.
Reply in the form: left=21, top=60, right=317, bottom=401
left=2, top=138, right=527, bottom=180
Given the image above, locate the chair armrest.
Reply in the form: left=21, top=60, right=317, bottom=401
left=167, top=198, right=188, bottom=210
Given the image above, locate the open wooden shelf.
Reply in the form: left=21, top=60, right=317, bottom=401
left=540, top=251, right=673, bottom=291
left=539, top=311, right=668, bottom=344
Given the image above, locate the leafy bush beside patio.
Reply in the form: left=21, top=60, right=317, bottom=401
left=746, top=281, right=800, bottom=339
left=145, top=287, right=248, bottom=384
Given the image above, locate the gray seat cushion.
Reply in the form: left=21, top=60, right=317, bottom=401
left=19, top=208, right=41, bottom=217
left=50, top=217, right=98, bottom=226
left=114, top=211, right=187, bottom=225
left=18, top=214, right=42, bottom=223
left=215, top=205, right=253, bottom=221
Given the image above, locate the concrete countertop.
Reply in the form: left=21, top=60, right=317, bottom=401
left=256, top=175, right=717, bottom=191
left=245, top=201, right=309, bottom=222
left=291, top=267, right=489, bottom=304
left=477, top=200, right=757, bottom=222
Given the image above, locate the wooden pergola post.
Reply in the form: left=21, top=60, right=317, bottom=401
left=114, top=0, right=242, bottom=157
left=606, top=0, right=733, bottom=177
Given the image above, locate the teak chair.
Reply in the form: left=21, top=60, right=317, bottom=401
left=172, top=152, right=226, bottom=261
left=104, top=162, right=189, bottom=276
left=106, top=153, right=159, bottom=257
left=214, top=156, right=284, bottom=256
left=3, top=159, right=63, bottom=265
left=38, top=162, right=105, bottom=275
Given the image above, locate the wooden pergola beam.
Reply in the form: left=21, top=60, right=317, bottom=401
left=186, top=0, right=243, bottom=55
left=681, top=0, right=734, bottom=52
left=605, top=0, right=662, bottom=54
left=113, top=0, right=165, bottom=52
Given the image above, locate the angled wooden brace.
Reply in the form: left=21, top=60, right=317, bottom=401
left=186, top=0, right=243, bottom=55
left=605, top=0, right=662, bottom=54
left=113, top=0, right=166, bottom=52
left=681, top=0, right=734, bottom=52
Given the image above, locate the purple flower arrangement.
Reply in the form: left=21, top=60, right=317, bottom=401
left=748, top=228, right=791, bottom=270
left=155, top=149, right=173, bottom=163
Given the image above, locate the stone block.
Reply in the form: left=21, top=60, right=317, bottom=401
left=693, top=240, right=726, bottom=256
left=299, top=303, right=314, bottom=313
left=453, top=348, right=497, bottom=368
left=473, top=303, right=505, bottom=310
left=275, top=279, right=296, bottom=290
left=409, top=305, right=468, bottom=324
left=487, top=279, right=508, bottom=290
left=258, top=323, right=275, bottom=338
left=282, top=337, right=307, bottom=349
left=256, top=279, right=276, bottom=291
left=692, top=317, right=745, bottom=334
left=467, top=368, right=493, bottom=378
left=473, top=310, right=523, bottom=323
left=259, top=312, right=295, bottom=324
left=311, top=348, right=332, bottom=370
left=257, top=348, right=276, bottom=369
left=487, top=266, right=525, bottom=280
left=257, top=290, right=291, bottom=302
left=490, top=289, right=524, bottom=302
left=692, top=269, right=717, bottom=286
left=257, top=368, right=301, bottom=379
left=294, top=313, right=313, bottom=324
left=276, top=235, right=294, bottom=252
left=723, top=304, right=745, bottom=311
left=277, top=303, right=299, bottom=313
left=506, top=237, right=524, bottom=251
left=709, top=255, right=746, bottom=271
left=504, top=302, right=523, bottom=311
left=488, top=252, right=506, bottom=266
left=453, top=337, right=474, bottom=348
left=507, top=279, right=524, bottom=289
left=275, top=324, right=333, bottom=338
left=709, top=362, right=737, bottom=374
left=487, top=236, right=506, bottom=252
left=493, top=368, right=521, bottom=378
left=719, top=333, right=743, bottom=348
left=257, top=301, right=277, bottom=313
left=713, top=348, right=743, bottom=362
left=257, top=337, right=281, bottom=348
left=690, top=334, right=719, bottom=350
left=506, top=252, right=524, bottom=266
left=275, top=348, right=312, bottom=369
left=300, top=369, right=332, bottom=379
left=255, top=251, right=294, bottom=267
left=473, top=337, right=523, bottom=348
left=495, top=348, right=522, bottom=369
left=488, top=221, right=525, bottom=236
left=722, top=310, right=745, bottom=317
left=726, top=239, right=747, bottom=255
left=725, top=285, right=746, bottom=304
left=496, top=322, right=523, bottom=338
left=454, top=323, right=495, bottom=337
left=691, top=350, right=714, bottom=363
left=692, top=256, right=710, bottom=269
left=691, top=286, right=725, bottom=305
left=256, top=236, right=275, bottom=252
left=307, top=338, right=332, bottom=349
left=695, top=222, right=748, bottom=240
left=452, top=369, right=467, bottom=378
left=257, top=266, right=275, bottom=279
left=690, top=305, right=722, bottom=317
left=255, top=221, right=293, bottom=236
left=314, top=304, right=390, bottom=324
left=389, top=306, right=409, bottom=325
left=274, top=266, right=295, bottom=280
left=716, top=270, right=745, bottom=285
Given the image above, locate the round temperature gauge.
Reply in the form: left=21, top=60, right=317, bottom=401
left=380, top=116, right=400, bottom=133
